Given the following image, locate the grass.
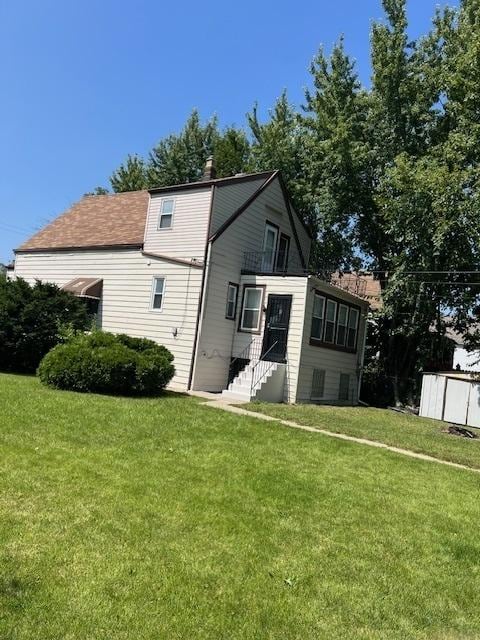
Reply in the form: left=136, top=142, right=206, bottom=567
left=242, top=401, right=480, bottom=470
left=0, top=373, right=480, bottom=639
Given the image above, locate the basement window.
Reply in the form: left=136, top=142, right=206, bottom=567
left=311, top=369, right=325, bottom=400
left=339, top=373, right=350, bottom=401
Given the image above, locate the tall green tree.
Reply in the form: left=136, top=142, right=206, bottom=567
left=301, top=40, right=368, bottom=270
left=110, top=154, right=147, bottom=192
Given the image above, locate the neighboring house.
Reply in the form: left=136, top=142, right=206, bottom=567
left=12, top=161, right=369, bottom=404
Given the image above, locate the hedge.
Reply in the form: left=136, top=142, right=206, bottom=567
left=38, top=332, right=175, bottom=396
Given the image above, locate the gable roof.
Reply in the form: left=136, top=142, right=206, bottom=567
left=15, top=170, right=313, bottom=254
left=17, top=190, right=149, bottom=252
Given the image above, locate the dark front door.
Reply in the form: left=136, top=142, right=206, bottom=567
left=261, top=294, right=292, bottom=362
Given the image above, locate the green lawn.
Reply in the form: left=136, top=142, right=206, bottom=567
left=1, top=374, right=480, bottom=639
left=242, top=401, right=480, bottom=470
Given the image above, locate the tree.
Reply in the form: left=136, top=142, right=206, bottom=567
left=84, top=186, right=110, bottom=196
left=146, top=110, right=218, bottom=187
left=301, top=41, right=368, bottom=271
left=358, top=0, right=480, bottom=404
left=110, top=154, right=147, bottom=192
left=0, top=278, right=90, bottom=373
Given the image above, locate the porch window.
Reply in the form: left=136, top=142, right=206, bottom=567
left=324, top=299, right=337, bottom=343
left=336, top=304, right=349, bottom=346
left=158, top=198, right=174, bottom=229
left=150, top=276, right=165, bottom=311
left=310, top=293, right=325, bottom=340
left=225, top=283, right=239, bottom=320
left=240, top=286, right=263, bottom=331
left=346, top=307, right=359, bottom=349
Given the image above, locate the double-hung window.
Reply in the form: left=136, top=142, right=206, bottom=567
left=225, top=283, right=239, bottom=320
left=324, top=299, right=337, bottom=343
left=240, top=286, right=263, bottom=331
left=262, top=223, right=278, bottom=272
left=346, top=308, right=359, bottom=349
left=158, top=198, right=174, bottom=229
left=150, top=277, right=165, bottom=311
left=310, top=293, right=325, bottom=340
left=336, top=304, right=349, bottom=346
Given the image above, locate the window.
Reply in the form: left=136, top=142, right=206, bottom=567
left=150, top=277, right=165, bottom=311
left=240, top=286, right=263, bottom=331
left=310, top=293, right=325, bottom=340
left=311, top=369, right=325, bottom=400
left=225, top=283, right=239, bottom=320
left=309, top=291, right=361, bottom=352
left=158, top=198, right=174, bottom=229
left=275, top=234, right=290, bottom=272
left=324, top=299, right=337, bottom=343
left=336, top=304, right=349, bottom=346
left=339, top=373, right=350, bottom=401
left=347, top=308, right=359, bottom=349
left=262, top=222, right=278, bottom=271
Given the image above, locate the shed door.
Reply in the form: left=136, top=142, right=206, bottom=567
left=443, top=379, right=469, bottom=425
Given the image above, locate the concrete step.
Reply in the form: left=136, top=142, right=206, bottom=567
left=220, top=390, right=251, bottom=402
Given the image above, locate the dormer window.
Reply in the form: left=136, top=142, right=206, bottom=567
left=158, top=198, right=174, bottom=229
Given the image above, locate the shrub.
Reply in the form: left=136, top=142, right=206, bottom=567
left=38, top=331, right=175, bottom=396
left=0, top=277, right=91, bottom=373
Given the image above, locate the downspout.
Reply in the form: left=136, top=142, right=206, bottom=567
left=357, top=308, right=369, bottom=403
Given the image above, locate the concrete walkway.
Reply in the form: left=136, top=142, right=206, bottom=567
left=188, top=392, right=480, bottom=475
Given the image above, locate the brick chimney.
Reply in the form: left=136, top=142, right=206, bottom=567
left=202, top=156, right=216, bottom=181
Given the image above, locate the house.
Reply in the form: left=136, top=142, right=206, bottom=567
left=11, top=160, right=369, bottom=404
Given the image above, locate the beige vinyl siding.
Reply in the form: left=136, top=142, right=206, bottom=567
left=14, top=250, right=203, bottom=391
left=296, top=276, right=368, bottom=405
left=233, top=275, right=307, bottom=403
left=144, top=187, right=212, bottom=259
left=290, top=203, right=312, bottom=266
left=192, top=176, right=309, bottom=398
left=209, top=177, right=267, bottom=234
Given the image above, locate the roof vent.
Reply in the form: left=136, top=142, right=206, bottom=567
left=202, top=156, right=216, bottom=181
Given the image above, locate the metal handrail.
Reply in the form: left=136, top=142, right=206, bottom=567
left=250, top=340, right=279, bottom=395
left=228, top=338, right=255, bottom=384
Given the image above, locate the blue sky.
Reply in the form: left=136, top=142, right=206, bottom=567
left=0, top=0, right=457, bottom=263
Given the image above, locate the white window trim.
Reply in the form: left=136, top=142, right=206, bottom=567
left=157, top=198, right=175, bottom=231
left=336, top=304, right=349, bottom=346
left=311, top=293, right=325, bottom=340
left=240, top=286, right=263, bottom=332
left=323, top=299, right=337, bottom=344
left=347, top=307, right=359, bottom=349
left=262, top=222, right=279, bottom=271
left=150, top=276, right=166, bottom=312
left=226, top=283, right=239, bottom=320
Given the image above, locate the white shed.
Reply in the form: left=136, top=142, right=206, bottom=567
left=419, top=372, right=480, bottom=428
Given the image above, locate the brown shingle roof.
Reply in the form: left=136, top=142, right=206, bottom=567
left=331, top=272, right=383, bottom=311
left=16, top=190, right=149, bottom=252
